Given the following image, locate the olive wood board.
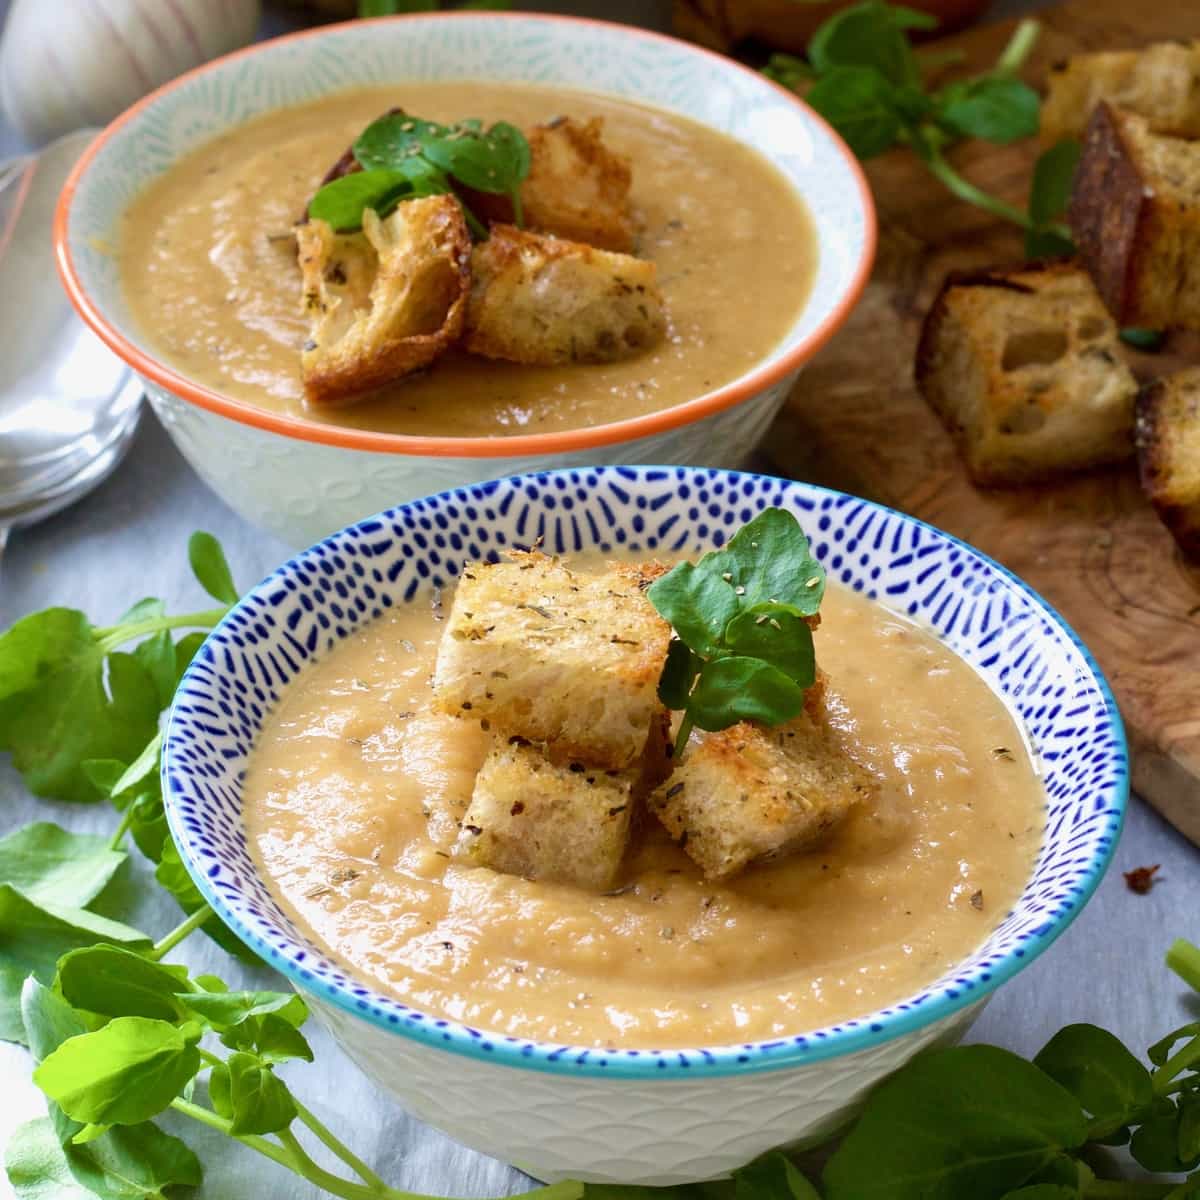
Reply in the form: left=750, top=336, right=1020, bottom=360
left=762, top=0, right=1200, bottom=846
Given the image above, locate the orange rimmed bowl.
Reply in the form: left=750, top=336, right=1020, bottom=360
left=54, top=12, right=875, bottom=547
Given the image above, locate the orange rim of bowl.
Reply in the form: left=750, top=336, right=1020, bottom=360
left=53, top=11, right=877, bottom=460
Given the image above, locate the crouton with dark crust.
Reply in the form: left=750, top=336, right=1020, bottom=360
left=1069, top=103, right=1200, bottom=331
left=1136, top=368, right=1200, bottom=560
left=915, top=260, right=1137, bottom=485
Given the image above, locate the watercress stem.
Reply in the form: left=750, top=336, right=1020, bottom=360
left=107, top=806, right=135, bottom=851
left=921, top=144, right=1035, bottom=230
left=93, top=607, right=229, bottom=653
left=511, top=188, right=524, bottom=229
left=149, top=904, right=212, bottom=960
left=1154, top=1034, right=1200, bottom=1092
left=277, top=1128, right=408, bottom=1200
left=1167, top=938, right=1200, bottom=993
left=170, top=1098, right=297, bottom=1171
left=994, top=17, right=1040, bottom=77
left=293, top=1096, right=390, bottom=1191
left=673, top=713, right=695, bottom=761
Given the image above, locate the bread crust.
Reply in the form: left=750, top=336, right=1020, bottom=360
left=1136, top=373, right=1200, bottom=559
left=297, top=196, right=471, bottom=406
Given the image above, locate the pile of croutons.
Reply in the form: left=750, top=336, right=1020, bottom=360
left=296, top=116, right=667, bottom=407
left=428, top=551, right=875, bottom=891
left=916, top=41, right=1200, bottom=559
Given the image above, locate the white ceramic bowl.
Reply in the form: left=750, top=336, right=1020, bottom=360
left=54, top=13, right=874, bottom=548
left=162, top=467, right=1127, bottom=1185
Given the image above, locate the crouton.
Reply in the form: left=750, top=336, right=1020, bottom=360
left=648, top=704, right=874, bottom=882
left=1041, top=43, right=1200, bottom=145
left=1069, top=103, right=1200, bottom=331
left=461, top=117, right=637, bottom=253
left=1136, top=368, right=1200, bottom=559
left=464, top=225, right=665, bottom=365
left=296, top=195, right=470, bottom=406
left=458, top=739, right=638, bottom=890
left=432, top=552, right=671, bottom=770
left=915, top=260, right=1137, bottom=485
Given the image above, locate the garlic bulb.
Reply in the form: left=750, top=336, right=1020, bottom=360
left=0, top=0, right=262, bottom=147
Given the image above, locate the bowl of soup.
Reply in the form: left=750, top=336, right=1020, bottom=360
left=161, top=465, right=1126, bottom=1185
left=54, top=12, right=873, bottom=548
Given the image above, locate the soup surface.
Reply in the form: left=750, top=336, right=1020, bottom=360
left=243, top=576, right=1044, bottom=1049
left=119, top=83, right=816, bottom=438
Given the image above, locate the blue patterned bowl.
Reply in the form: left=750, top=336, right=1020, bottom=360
left=163, top=467, right=1127, bottom=1185
left=55, top=12, right=874, bottom=548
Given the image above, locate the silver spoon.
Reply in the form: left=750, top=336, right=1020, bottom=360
left=0, top=129, right=142, bottom=560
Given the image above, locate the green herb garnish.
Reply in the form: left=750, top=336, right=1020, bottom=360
left=766, top=4, right=1082, bottom=258
left=308, top=111, right=531, bottom=237
left=648, top=508, right=824, bottom=757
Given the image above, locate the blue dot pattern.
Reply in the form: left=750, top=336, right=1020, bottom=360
left=163, top=466, right=1128, bottom=1080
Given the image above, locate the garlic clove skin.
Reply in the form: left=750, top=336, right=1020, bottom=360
left=0, top=0, right=262, bottom=148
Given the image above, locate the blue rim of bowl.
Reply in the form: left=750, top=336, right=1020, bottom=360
left=162, top=466, right=1128, bottom=1079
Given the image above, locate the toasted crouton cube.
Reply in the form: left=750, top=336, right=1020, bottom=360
left=296, top=195, right=470, bottom=406
left=1136, top=368, right=1200, bottom=559
left=433, top=553, right=671, bottom=769
left=649, top=706, right=874, bottom=882
left=458, top=739, right=636, bottom=889
left=461, top=117, right=637, bottom=252
left=1069, top=103, right=1200, bottom=331
left=464, top=225, right=665, bottom=365
left=1041, top=43, right=1200, bottom=145
left=915, top=261, right=1137, bottom=485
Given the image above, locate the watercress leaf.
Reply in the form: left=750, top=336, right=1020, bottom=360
left=823, top=1045, right=1089, bottom=1200
left=763, top=53, right=815, bottom=91
left=359, top=0, right=438, bottom=15
left=81, top=760, right=127, bottom=799
left=687, top=658, right=806, bottom=733
left=424, top=121, right=530, bottom=195
left=1148, top=1023, right=1200, bottom=1067
left=735, top=1151, right=821, bottom=1200
left=1034, top=1024, right=1152, bottom=1132
left=0, top=609, right=160, bottom=803
left=1028, top=140, right=1081, bottom=226
left=125, top=790, right=167, bottom=864
left=22, top=978, right=89, bottom=1142
left=658, top=640, right=700, bottom=711
left=34, top=1017, right=201, bottom=1127
left=186, top=532, right=238, bottom=606
left=1130, top=1104, right=1200, bottom=1173
left=937, top=76, right=1040, bottom=143
left=805, top=66, right=903, bottom=159
left=1024, top=228, right=1076, bottom=260
left=0, top=887, right=150, bottom=1045
left=222, top=1051, right=297, bottom=1136
left=999, top=1188, right=1075, bottom=1200
left=55, top=947, right=188, bottom=1024
left=172, top=631, right=207, bottom=688
left=724, top=606, right=816, bottom=688
left=1120, top=327, right=1167, bottom=352
left=1180, top=1096, right=1200, bottom=1162
left=706, top=508, right=826, bottom=615
left=308, top=168, right=414, bottom=234
left=88, top=736, right=160, bottom=809
left=809, top=2, right=926, bottom=87
left=243, top=1013, right=313, bottom=1064
left=207, top=1062, right=232, bottom=1119
left=353, top=113, right=446, bottom=171
left=123, top=602, right=175, bottom=710
left=0, top=824, right=124, bottom=909
left=155, top=841, right=261, bottom=966
left=647, top=562, right=739, bottom=658
left=191, top=975, right=227, bottom=994
left=178, top=989, right=306, bottom=1033
left=5, top=1115, right=201, bottom=1200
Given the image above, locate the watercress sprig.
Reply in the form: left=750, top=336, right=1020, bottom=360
left=765, top=3, right=1076, bottom=259
left=647, top=508, right=825, bottom=757
left=309, top=111, right=531, bottom=237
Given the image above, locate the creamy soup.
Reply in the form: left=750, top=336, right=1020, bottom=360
left=118, top=83, right=816, bottom=438
left=243, top=578, right=1044, bottom=1049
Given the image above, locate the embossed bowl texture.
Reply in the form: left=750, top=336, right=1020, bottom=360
left=54, top=12, right=874, bottom=548
left=162, top=466, right=1128, bottom=1185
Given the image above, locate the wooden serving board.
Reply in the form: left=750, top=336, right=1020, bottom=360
left=762, top=0, right=1200, bottom=845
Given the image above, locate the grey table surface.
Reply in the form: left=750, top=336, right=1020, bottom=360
left=2, top=1, right=1198, bottom=1197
